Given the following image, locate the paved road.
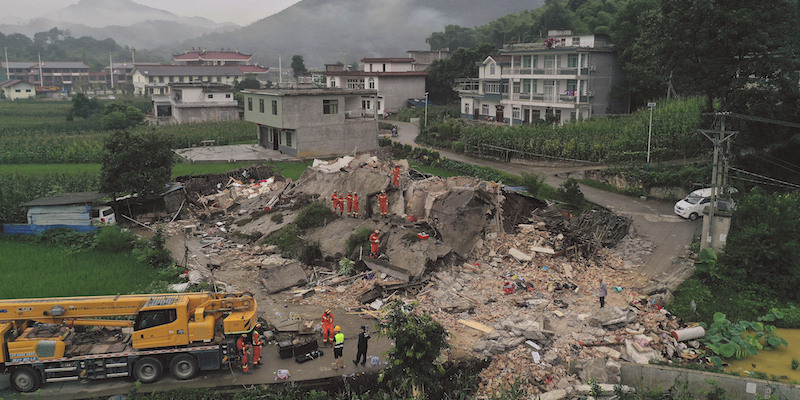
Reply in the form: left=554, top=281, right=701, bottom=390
left=394, top=121, right=698, bottom=285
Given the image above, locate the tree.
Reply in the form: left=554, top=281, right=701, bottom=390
left=378, top=301, right=449, bottom=398
left=99, top=129, right=175, bottom=200
left=101, top=103, right=145, bottom=130
left=426, top=25, right=477, bottom=51
left=719, top=189, right=800, bottom=301
left=67, top=93, right=101, bottom=120
left=233, top=74, right=261, bottom=91
left=291, top=55, right=307, bottom=78
left=425, top=43, right=496, bottom=104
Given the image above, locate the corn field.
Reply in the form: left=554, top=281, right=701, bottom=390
left=0, top=100, right=254, bottom=164
left=452, top=97, right=707, bottom=163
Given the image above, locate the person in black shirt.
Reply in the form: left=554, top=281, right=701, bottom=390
left=352, top=325, right=370, bottom=366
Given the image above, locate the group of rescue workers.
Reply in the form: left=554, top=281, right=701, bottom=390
left=329, top=164, right=403, bottom=219
left=236, top=323, right=265, bottom=374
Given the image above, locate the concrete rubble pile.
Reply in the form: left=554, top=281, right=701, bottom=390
left=151, top=156, right=697, bottom=399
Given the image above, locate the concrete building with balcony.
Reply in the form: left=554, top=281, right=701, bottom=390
left=0, top=61, right=89, bottom=92
left=324, top=58, right=426, bottom=116
left=458, top=31, right=625, bottom=125
left=152, top=82, right=239, bottom=124
left=242, top=88, right=379, bottom=158
left=131, top=64, right=245, bottom=96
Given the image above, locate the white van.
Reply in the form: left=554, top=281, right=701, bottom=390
left=674, top=188, right=736, bottom=220
left=90, top=206, right=116, bottom=225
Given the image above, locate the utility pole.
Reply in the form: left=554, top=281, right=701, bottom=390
left=698, top=113, right=737, bottom=250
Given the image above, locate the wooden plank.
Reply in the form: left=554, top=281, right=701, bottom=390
left=457, top=319, right=494, bottom=334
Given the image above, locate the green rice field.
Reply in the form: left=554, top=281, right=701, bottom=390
left=0, top=240, right=161, bottom=298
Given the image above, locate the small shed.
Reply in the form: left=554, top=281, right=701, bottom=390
left=21, top=192, right=106, bottom=228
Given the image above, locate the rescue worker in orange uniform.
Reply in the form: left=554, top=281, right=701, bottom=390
left=377, top=189, right=388, bottom=218
left=369, top=230, right=380, bottom=258
left=251, top=325, right=263, bottom=367
left=335, top=192, right=344, bottom=216
left=345, top=192, right=354, bottom=217
left=236, top=333, right=250, bottom=373
left=321, top=309, right=335, bottom=346
left=331, top=191, right=340, bottom=213
left=391, top=165, right=401, bottom=188
left=351, top=192, right=359, bottom=218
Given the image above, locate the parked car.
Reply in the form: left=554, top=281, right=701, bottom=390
left=90, top=206, right=116, bottom=225
left=674, top=188, right=737, bottom=221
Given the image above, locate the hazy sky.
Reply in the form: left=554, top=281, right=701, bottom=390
left=0, top=0, right=302, bottom=25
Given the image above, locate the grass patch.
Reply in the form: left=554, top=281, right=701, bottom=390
left=408, top=161, right=462, bottom=178
left=0, top=239, right=161, bottom=298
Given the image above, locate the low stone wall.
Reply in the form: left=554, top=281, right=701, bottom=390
left=583, top=170, right=685, bottom=201
left=620, top=362, right=800, bottom=400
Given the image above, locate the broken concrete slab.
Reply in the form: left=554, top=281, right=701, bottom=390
left=359, top=258, right=410, bottom=281
left=588, top=306, right=637, bottom=328
left=259, top=261, right=308, bottom=294
left=579, top=356, right=608, bottom=383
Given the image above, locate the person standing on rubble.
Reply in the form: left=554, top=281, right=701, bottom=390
left=369, top=229, right=380, bottom=258
left=345, top=192, right=354, bottom=217
left=321, top=309, right=335, bottom=346
left=331, top=191, right=340, bottom=213
left=336, top=192, right=344, bottom=216
left=378, top=189, right=388, bottom=218
left=351, top=192, right=359, bottom=218
left=598, top=278, right=608, bottom=308
left=391, top=164, right=401, bottom=188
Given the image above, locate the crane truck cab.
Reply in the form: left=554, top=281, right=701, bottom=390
left=0, top=292, right=257, bottom=392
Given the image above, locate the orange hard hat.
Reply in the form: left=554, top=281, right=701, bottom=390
left=334, top=325, right=341, bottom=331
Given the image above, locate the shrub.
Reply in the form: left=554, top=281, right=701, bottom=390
left=295, top=202, right=336, bottom=230
left=520, top=172, right=547, bottom=197
left=93, top=226, right=136, bottom=252
left=557, top=178, right=585, bottom=209
left=793, top=358, right=800, bottom=371
left=270, top=213, right=284, bottom=224
left=133, top=228, right=173, bottom=268
left=298, top=241, right=322, bottom=265
left=263, top=224, right=300, bottom=257
left=36, top=227, right=96, bottom=252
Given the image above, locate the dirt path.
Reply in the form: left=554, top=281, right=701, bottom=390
left=394, top=121, right=698, bottom=287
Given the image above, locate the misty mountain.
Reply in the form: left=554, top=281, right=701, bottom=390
left=0, top=0, right=238, bottom=50
left=175, top=0, right=545, bottom=68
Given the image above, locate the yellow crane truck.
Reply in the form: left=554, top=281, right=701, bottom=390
left=0, top=292, right=257, bottom=392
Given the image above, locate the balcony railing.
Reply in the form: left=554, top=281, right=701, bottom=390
left=507, top=67, right=582, bottom=76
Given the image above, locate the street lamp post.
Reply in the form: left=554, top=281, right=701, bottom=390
left=646, top=102, right=656, bottom=169
left=424, top=92, right=429, bottom=128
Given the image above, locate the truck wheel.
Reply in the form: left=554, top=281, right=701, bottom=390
left=170, top=354, right=199, bottom=380
left=11, top=367, right=41, bottom=393
left=689, top=212, right=698, bottom=221
left=133, top=357, right=163, bottom=383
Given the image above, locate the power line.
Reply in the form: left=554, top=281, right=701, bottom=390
left=729, top=167, right=800, bottom=190
left=730, top=176, right=800, bottom=190
left=731, top=143, right=800, bottom=175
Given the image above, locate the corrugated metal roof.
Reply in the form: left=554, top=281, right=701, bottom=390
left=21, top=192, right=105, bottom=207
left=0, top=79, right=26, bottom=88
left=174, top=50, right=252, bottom=60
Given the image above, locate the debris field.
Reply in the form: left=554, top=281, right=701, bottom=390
left=148, top=153, right=703, bottom=398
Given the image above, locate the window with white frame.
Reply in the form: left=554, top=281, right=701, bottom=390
left=522, top=56, right=531, bottom=68
left=490, top=63, right=496, bottom=75
left=347, top=78, right=364, bottom=89
left=368, top=77, right=375, bottom=89
left=512, top=81, right=520, bottom=94
left=464, top=103, right=469, bottom=113
left=481, top=104, right=489, bottom=115
left=572, top=37, right=580, bottom=46
left=484, top=82, right=501, bottom=93
left=323, top=99, right=338, bottom=114
left=512, top=107, right=520, bottom=119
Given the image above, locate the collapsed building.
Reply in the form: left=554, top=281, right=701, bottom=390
left=159, top=153, right=697, bottom=398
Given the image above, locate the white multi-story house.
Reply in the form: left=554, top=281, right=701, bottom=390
left=324, top=57, right=427, bottom=116
left=458, top=30, right=625, bottom=125
left=131, top=65, right=245, bottom=96
left=152, top=82, right=239, bottom=124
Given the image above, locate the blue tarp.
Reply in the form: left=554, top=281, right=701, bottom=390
left=406, top=98, right=435, bottom=108
left=2, top=224, right=98, bottom=235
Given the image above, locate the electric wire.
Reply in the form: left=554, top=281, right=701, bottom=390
left=729, top=167, right=800, bottom=190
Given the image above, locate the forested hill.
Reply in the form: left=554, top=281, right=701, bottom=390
left=174, top=0, right=544, bottom=68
